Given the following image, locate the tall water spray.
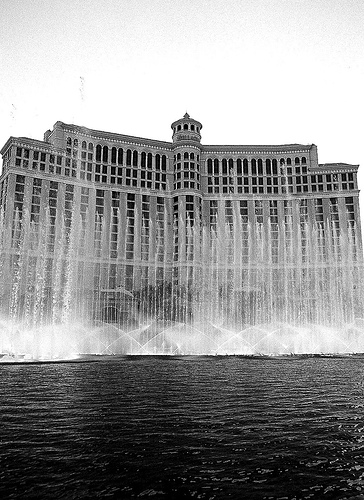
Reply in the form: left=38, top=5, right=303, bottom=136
left=1, top=200, right=363, bottom=359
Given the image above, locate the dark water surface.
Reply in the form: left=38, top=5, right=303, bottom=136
left=1, top=356, right=364, bottom=499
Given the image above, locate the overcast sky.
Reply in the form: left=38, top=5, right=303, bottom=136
left=1, top=0, right=363, bottom=214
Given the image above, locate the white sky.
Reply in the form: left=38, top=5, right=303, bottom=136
left=1, top=0, right=364, bottom=217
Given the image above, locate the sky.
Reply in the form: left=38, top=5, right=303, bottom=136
left=0, top=0, right=364, bottom=217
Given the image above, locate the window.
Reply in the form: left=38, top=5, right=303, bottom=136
left=251, top=159, right=257, bottom=175
left=96, top=145, right=102, bottom=162
left=243, top=159, right=248, bottom=175
left=214, top=159, right=219, bottom=174
left=147, top=153, right=152, bottom=169
left=118, top=148, right=123, bottom=165
left=236, top=159, right=242, bottom=175
left=222, top=159, right=228, bottom=175
left=272, top=159, right=278, bottom=175
left=126, top=149, right=132, bottom=166
left=102, top=146, right=108, bottom=163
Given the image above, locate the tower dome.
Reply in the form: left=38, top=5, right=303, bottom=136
left=171, top=113, right=202, bottom=144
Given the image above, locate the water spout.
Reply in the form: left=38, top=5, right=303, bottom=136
left=1, top=203, right=363, bottom=358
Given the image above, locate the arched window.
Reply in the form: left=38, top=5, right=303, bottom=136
left=67, top=137, right=72, bottom=146
left=301, top=157, right=307, bottom=164
left=183, top=124, right=188, bottom=130
left=141, top=152, right=146, bottom=168
left=177, top=125, right=181, bottom=131
left=73, top=139, right=78, bottom=148
left=184, top=152, right=189, bottom=159
left=96, top=145, right=102, bottom=162
left=190, top=152, right=195, bottom=160
left=222, top=158, right=228, bottom=174
left=111, top=147, right=117, bottom=164
left=228, top=158, right=234, bottom=171
left=251, top=158, right=257, bottom=175
left=243, top=159, right=249, bottom=174
left=88, top=142, right=93, bottom=151
left=102, top=146, right=108, bottom=163
left=295, top=157, right=300, bottom=165
left=207, top=158, right=213, bottom=174
left=266, top=159, right=271, bottom=174
left=196, top=127, right=199, bottom=133
left=272, top=159, right=278, bottom=175
left=257, top=158, right=263, bottom=174
left=147, top=153, right=152, bottom=169
left=126, top=149, right=132, bottom=166
left=280, top=158, right=285, bottom=165
left=82, top=141, right=87, bottom=149
left=161, top=155, right=166, bottom=171
left=133, top=150, right=138, bottom=167
left=214, top=158, right=219, bottom=174
left=286, top=158, right=291, bottom=165
left=155, top=154, right=160, bottom=170
left=177, top=153, right=181, bottom=161
left=191, top=124, right=195, bottom=131
left=236, top=158, right=242, bottom=175
left=118, top=148, right=123, bottom=165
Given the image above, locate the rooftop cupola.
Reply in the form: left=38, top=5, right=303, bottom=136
left=171, top=113, right=202, bottom=145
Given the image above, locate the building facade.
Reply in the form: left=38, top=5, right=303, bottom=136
left=0, top=114, right=362, bottom=329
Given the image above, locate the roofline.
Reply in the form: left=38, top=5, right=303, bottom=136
left=53, top=123, right=317, bottom=153
left=314, top=164, right=359, bottom=171
left=201, top=144, right=315, bottom=154
left=1, top=133, right=317, bottom=158
left=0, top=136, right=58, bottom=155
left=319, top=163, right=359, bottom=167
left=56, top=122, right=174, bottom=149
left=0, top=122, right=358, bottom=169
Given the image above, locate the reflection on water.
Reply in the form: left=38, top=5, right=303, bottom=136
left=1, top=357, right=364, bottom=499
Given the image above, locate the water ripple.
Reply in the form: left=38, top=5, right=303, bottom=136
left=1, top=357, right=364, bottom=498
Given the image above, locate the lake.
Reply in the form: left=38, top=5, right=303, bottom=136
left=1, top=356, right=364, bottom=499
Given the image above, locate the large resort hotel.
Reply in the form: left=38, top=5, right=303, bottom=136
left=0, top=113, right=362, bottom=327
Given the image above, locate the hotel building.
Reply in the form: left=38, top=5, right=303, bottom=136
left=0, top=114, right=362, bottom=325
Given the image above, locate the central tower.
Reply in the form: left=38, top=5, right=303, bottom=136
left=171, top=112, right=202, bottom=145
left=171, top=113, right=203, bottom=283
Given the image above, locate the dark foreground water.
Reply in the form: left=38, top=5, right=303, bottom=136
left=1, top=356, right=364, bottom=499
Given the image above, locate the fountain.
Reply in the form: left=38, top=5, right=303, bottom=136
left=0, top=200, right=363, bottom=360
